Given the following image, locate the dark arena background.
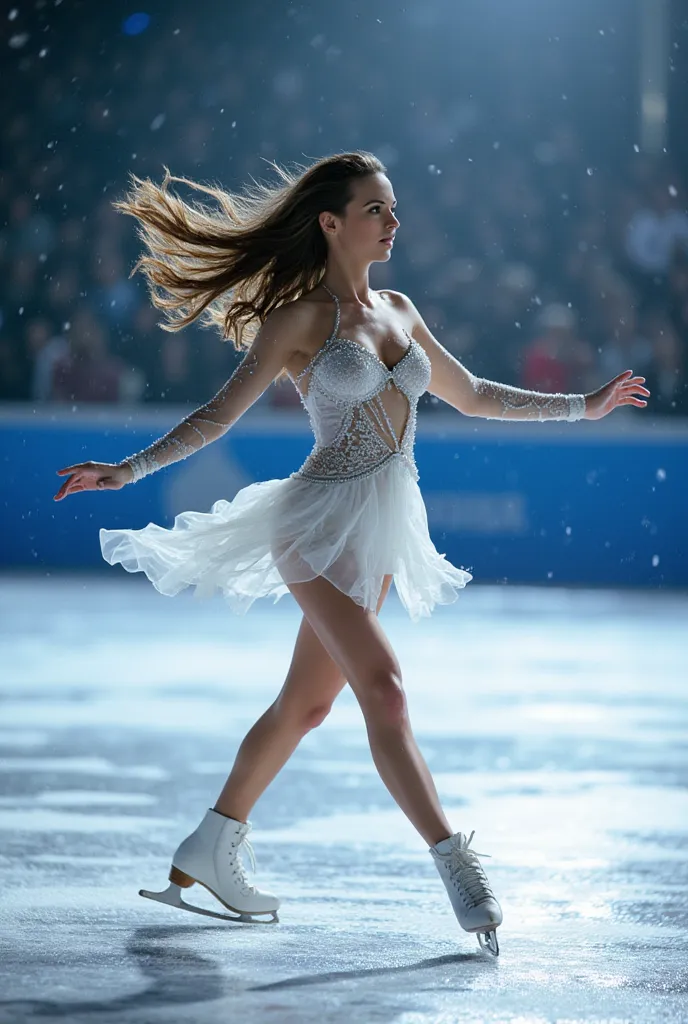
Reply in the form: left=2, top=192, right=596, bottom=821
left=1, top=1, right=687, bottom=1022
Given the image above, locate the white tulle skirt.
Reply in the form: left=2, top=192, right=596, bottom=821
left=99, top=456, right=473, bottom=622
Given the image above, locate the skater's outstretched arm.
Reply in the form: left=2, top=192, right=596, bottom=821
left=388, top=291, right=650, bottom=422
left=54, top=305, right=304, bottom=500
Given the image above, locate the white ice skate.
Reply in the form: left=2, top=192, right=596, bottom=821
left=429, top=830, right=502, bottom=955
left=139, top=808, right=280, bottom=923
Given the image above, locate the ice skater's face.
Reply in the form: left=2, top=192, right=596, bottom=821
left=320, top=173, right=400, bottom=263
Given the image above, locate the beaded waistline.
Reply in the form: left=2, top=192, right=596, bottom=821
left=291, top=448, right=419, bottom=485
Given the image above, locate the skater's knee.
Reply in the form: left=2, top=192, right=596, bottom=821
left=272, top=696, right=332, bottom=732
left=359, top=668, right=407, bottom=726
left=301, top=703, right=332, bottom=730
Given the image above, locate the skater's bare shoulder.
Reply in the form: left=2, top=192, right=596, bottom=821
left=244, top=297, right=325, bottom=375
left=277, top=290, right=344, bottom=383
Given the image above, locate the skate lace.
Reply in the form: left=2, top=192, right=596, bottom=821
left=447, top=831, right=495, bottom=908
left=229, top=825, right=258, bottom=894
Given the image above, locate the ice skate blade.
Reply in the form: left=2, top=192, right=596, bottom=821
left=138, top=882, right=279, bottom=924
left=476, top=929, right=499, bottom=956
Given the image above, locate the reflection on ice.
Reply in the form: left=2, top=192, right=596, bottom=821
left=0, top=757, right=169, bottom=780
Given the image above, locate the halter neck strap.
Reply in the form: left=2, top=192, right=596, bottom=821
left=320, top=283, right=341, bottom=343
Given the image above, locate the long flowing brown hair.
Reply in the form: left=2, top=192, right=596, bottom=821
left=113, top=151, right=386, bottom=381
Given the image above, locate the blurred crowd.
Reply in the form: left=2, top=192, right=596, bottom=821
left=3, top=5, right=688, bottom=417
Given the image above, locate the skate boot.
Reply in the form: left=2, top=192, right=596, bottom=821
left=429, top=830, right=502, bottom=955
left=139, top=808, right=280, bottom=923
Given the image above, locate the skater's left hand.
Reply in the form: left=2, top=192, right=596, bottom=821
left=583, top=370, right=650, bottom=421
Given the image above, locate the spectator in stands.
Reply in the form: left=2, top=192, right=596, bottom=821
left=642, top=310, right=686, bottom=416
left=624, top=175, right=688, bottom=310
left=520, top=303, right=595, bottom=395
left=667, top=248, right=688, bottom=341
left=25, top=316, right=68, bottom=402
left=49, top=306, right=128, bottom=403
left=0, top=330, right=32, bottom=401
left=598, top=300, right=655, bottom=393
left=471, top=263, right=538, bottom=384
left=91, top=250, right=141, bottom=330
left=150, top=334, right=199, bottom=404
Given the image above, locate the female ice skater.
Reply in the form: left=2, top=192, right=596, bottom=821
left=54, top=151, right=650, bottom=956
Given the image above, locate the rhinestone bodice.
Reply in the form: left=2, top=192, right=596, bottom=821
left=291, top=287, right=432, bottom=483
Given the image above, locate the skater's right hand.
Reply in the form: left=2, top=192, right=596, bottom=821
left=54, top=461, right=133, bottom=501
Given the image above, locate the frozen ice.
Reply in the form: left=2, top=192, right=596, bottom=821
left=0, top=574, right=686, bottom=1023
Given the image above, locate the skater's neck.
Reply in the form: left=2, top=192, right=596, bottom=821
left=320, top=270, right=375, bottom=310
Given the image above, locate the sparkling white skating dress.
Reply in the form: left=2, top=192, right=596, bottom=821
left=100, top=287, right=474, bottom=620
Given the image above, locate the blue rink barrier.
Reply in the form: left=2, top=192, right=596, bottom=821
left=1, top=404, right=686, bottom=587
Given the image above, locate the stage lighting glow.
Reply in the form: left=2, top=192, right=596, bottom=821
left=122, top=13, right=151, bottom=37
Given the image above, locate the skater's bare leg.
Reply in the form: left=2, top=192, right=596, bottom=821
left=285, top=576, right=454, bottom=848
left=213, top=574, right=394, bottom=823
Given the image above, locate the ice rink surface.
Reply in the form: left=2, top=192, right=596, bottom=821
left=0, top=573, right=686, bottom=1024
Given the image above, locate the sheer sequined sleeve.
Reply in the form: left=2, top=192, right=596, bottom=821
left=472, top=378, right=586, bottom=422
left=122, top=352, right=263, bottom=482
